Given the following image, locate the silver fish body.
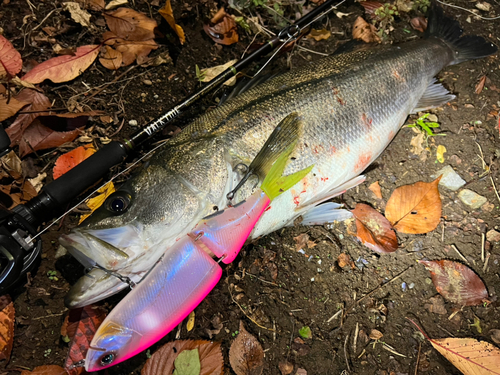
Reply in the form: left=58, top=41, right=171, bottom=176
left=61, top=8, right=497, bottom=307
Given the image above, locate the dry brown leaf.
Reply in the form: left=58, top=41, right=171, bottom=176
left=368, top=181, right=382, bottom=199
left=337, top=253, right=355, bottom=269
left=431, top=337, right=500, bottom=375
left=63, top=2, right=92, bottom=28
left=76, top=0, right=104, bottom=11
left=200, top=59, right=238, bottom=86
left=159, top=0, right=185, bottom=44
left=229, top=321, right=264, bottom=375
left=99, top=45, right=123, bottom=69
left=105, top=0, right=128, bottom=10
left=0, top=95, right=28, bottom=122
left=0, top=295, right=15, bottom=361
left=385, top=177, right=442, bottom=234
left=279, top=361, right=294, bottom=375
left=306, top=28, right=331, bottom=41
left=476, top=75, right=487, bottom=95
left=410, top=16, right=427, bottom=32
left=352, top=17, right=381, bottom=43
left=360, top=1, right=384, bottom=16
left=114, top=39, right=158, bottom=66
left=203, top=8, right=239, bottom=46
left=293, top=233, right=309, bottom=252
left=424, top=295, right=447, bottom=315
left=410, top=131, right=426, bottom=157
left=369, top=329, right=383, bottom=340
left=23, top=45, right=100, bottom=84
left=141, top=340, right=223, bottom=375
left=0, top=35, right=22, bottom=77
left=104, top=7, right=157, bottom=41
left=21, top=365, right=67, bottom=375
left=419, top=260, right=489, bottom=306
left=351, top=203, right=398, bottom=253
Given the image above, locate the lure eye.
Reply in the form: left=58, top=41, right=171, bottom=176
left=106, top=193, right=131, bottom=214
left=100, top=353, right=115, bottom=365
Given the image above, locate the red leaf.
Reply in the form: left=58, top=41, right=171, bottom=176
left=5, top=89, right=52, bottom=146
left=0, top=295, right=15, bottom=361
left=351, top=203, right=398, bottom=253
left=53, top=144, right=96, bottom=179
left=64, top=305, right=107, bottom=375
left=419, top=260, right=489, bottom=306
left=0, top=35, right=22, bottom=77
left=23, top=45, right=100, bottom=84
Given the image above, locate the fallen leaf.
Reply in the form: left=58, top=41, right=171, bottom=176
left=352, top=17, right=381, bottom=43
left=385, top=177, right=442, bottom=234
left=436, top=145, right=446, bottom=163
left=159, top=0, right=186, bottom=44
left=1, top=150, right=23, bottom=179
left=203, top=8, right=239, bottom=45
left=52, top=44, right=76, bottom=55
left=410, top=16, right=427, bottom=32
left=410, top=132, right=425, bottom=156
left=173, top=349, right=200, bottom=375
left=21, top=365, right=67, bottom=375
left=53, top=144, right=96, bottom=179
left=10, top=76, right=38, bottom=89
left=63, top=2, right=92, bottom=28
left=104, top=7, right=157, bottom=42
left=76, top=0, right=104, bottom=11
left=105, top=0, right=128, bottom=10
left=186, top=311, right=195, bottom=332
left=419, top=260, right=489, bottom=306
left=0, top=94, right=28, bottom=121
left=0, top=295, right=15, bottom=361
left=28, top=172, right=47, bottom=193
left=491, top=330, right=500, bottom=345
left=6, top=89, right=52, bottom=146
left=360, top=1, right=383, bottom=16
left=0, top=35, right=22, bottom=77
left=424, top=295, right=447, bottom=315
left=476, top=2, right=492, bottom=12
left=229, top=321, right=264, bottom=375
left=114, top=39, right=158, bottom=66
left=368, top=181, right=382, bottom=199
left=64, top=305, right=107, bottom=375
left=99, top=45, right=123, bottom=69
left=141, top=340, right=224, bottom=375
left=299, top=326, right=312, bottom=339
left=476, top=75, right=487, bottom=95
left=369, top=329, right=383, bottom=340
left=306, top=28, right=331, bottom=41
left=293, top=233, right=309, bottom=252
left=279, top=361, right=294, bottom=375
left=23, top=45, right=100, bottom=84
left=337, top=253, right=355, bottom=269
left=200, top=59, right=238, bottom=86
left=79, top=181, right=115, bottom=223
left=351, top=203, right=398, bottom=253
left=296, top=369, right=307, bottom=375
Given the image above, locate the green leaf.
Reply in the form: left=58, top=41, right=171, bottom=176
left=173, top=349, right=201, bottom=375
left=299, top=326, right=312, bottom=339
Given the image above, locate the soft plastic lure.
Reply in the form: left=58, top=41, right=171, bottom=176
left=85, top=113, right=313, bottom=370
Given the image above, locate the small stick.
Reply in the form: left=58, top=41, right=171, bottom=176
left=356, top=266, right=412, bottom=304
left=415, top=342, right=421, bottom=375
left=481, top=233, right=485, bottom=263
left=327, top=309, right=342, bottom=323
left=451, top=244, right=469, bottom=264
left=382, top=344, right=406, bottom=358
left=483, top=253, right=490, bottom=273
left=344, top=334, right=351, bottom=373
left=441, top=221, right=445, bottom=242
left=352, top=322, right=359, bottom=355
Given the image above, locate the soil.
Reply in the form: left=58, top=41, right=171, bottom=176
left=1, top=0, right=500, bottom=374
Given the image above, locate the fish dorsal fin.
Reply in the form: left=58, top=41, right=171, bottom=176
left=412, top=78, right=455, bottom=113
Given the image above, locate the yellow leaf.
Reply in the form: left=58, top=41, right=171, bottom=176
left=159, top=0, right=186, bottom=45
left=186, top=311, right=195, bottom=332
left=79, top=181, right=115, bottom=224
left=306, top=28, right=331, bottom=41
left=200, top=59, right=238, bottom=86
left=436, top=145, right=446, bottom=163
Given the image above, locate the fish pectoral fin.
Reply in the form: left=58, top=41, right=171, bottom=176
left=295, top=202, right=353, bottom=226
left=300, top=174, right=366, bottom=208
left=411, top=79, right=455, bottom=114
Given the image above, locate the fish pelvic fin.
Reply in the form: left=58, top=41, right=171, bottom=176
left=258, top=113, right=313, bottom=201
left=425, top=2, right=497, bottom=64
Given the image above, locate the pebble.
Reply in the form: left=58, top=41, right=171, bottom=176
left=55, top=245, right=67, bottom=259
left=143, top=79, right=152, bottom=85
left=431, top=165, right=466, bottom=191
left=458, top=189, right=487, bottom=210
left=487, top=229, right=500, bottom=242
left=128, top=119, right=138, bottom=126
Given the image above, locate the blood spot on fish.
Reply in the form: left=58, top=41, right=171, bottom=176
left=312, top=145, right=324, bottom=154
left=292, top=190, right=307, bottom=207
left=332, top=86, right=346, bottom=105
left=388, top=130, right=395, bottom=141
left=265, top=206, right=272, bottom=212
left=361, top=113, right=373, bottom=131
left=354, top=152, right=372, bottom=172
left=321, top=177, right=329, bottom=182
left=330, top=146, right=337, bottom=155
left=392, top=69, right=404, bottom=82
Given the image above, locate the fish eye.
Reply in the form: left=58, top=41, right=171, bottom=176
left=100, top=353, right=115, bottom=365
left=106, top=193, right=131, bottom=214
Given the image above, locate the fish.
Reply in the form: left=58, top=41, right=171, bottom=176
left=84, top=113, right=314, bottom=370
left=60, top=4, right=497, bottom=308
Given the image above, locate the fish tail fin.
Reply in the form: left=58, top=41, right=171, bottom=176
left=255, top=112, right=313, bottom=201
left=425, top=3, right=497, bottom=64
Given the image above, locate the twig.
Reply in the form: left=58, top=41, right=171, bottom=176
left=356, top=266, right=412, bottom=305
left=296, top=45, right=330, bottom=56
left=483, top=253, right=490, bottom=273
left=327, top=309, right=342, bottom=323
left=382, top=343, right=406, bottom=358
left=33, top=312, right=65, bottom=320
left=229, top=287, right=275, bottom=331
left=436, top=0, right=500, bottom=20
left=344, top=334, right=351, bottom=373
left=415, top=342, right=421, bottom=375
left=481, top=233, right=485, bottom=263
left=451, top=244, right=469, bottom=264
left=32, top=8, right=59, bottom=31
left=490, top=174, right=500, bottom=204
left=352, top=322, right=359, bottom=355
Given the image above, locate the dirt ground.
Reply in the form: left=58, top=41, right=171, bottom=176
left=1, top=0, right=500, bottom=374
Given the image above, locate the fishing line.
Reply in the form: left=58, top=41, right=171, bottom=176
left=436, top=0, right=500, bottom=20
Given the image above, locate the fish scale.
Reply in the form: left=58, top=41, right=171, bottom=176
left=60, top=5, right=497, bottom=308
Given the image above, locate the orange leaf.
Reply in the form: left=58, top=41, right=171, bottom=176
left=114, top=39, right=158, bottom=66
left=352, top=17, right=381, bottom=43
left=104, top=7, right=157, bottom=42
left=203, top=8, right=239, bottom=46
left=385, top=177, right=442, bottom=234
left=64, top=305, right=107, bottom=375
left=22, top=45, right=100, bottom=84
left=20, top=365, right=67, bottom=375
left=159, top=0, right=186, bottom=44
left=368, top=181, right=383, bottom=199
left=0, top=95, right=28, bottom=121
left=351, top=203, right=398, bottom=253
left=141, top=340, right=224, bottom=375
left=99, top=45, right=123, bottom=70
left=53, top=144, right=96, bottom=179
left=229, top=321, right=264, bottom=375
left=0, top=295, right=15, bottom=362
left=0, top=35, right=22, bottom=77
left=476, top=75, right=487, bottom=95
left=419, top=260, right=489, bottom=306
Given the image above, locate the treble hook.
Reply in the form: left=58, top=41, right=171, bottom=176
left=226, top=163, right=259, bottom=201
left=93, top=264, right=137, bottom=289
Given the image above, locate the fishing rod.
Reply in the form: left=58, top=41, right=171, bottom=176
left=0, top=0, right=344, bottom=294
